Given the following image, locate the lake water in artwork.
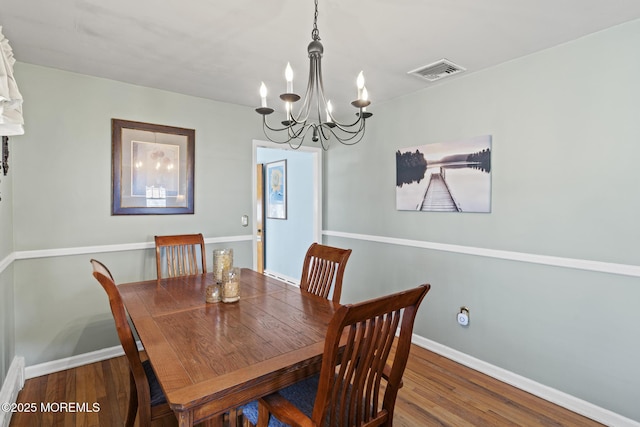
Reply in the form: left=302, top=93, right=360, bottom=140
left=396, top=135, right=492, bottom=213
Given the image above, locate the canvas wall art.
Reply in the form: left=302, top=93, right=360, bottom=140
left=266, top=159, right=287, bottom=219
left=396, top=135, right=491, bottom=212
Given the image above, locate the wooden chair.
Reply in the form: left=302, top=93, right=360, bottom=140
left=242, top=283, right=431, bottom=427
left=90, top=259, right=173, bottom=427
left=300, top=243, right=352, bottom=303
left=155, top=233, right=206, bottom=279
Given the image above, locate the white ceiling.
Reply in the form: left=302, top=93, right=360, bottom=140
left=3, top=0, right=640, bottom=114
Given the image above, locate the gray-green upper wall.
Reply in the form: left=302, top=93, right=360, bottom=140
left=324, top=19, right=640, bottom=422
left=9, top=63, right=259, bottom=369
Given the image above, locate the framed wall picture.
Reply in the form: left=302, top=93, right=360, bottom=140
left=266, top=159, right=287, bottom=219
left=112, top=119, right=195, bottom=215
left=396, top=135, right=492, bottom=213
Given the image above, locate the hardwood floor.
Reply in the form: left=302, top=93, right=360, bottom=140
left=9, top=344, right=603, bottom=426
left=390, top=346, right=602, bottom=426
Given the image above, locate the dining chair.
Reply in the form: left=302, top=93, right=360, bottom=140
left=242, top=283, right=431, bottom=427
left=155, top=233, right=207, bottom=279
left=300, top=243, right=352, bottom=303
left=90, top=259, right=173, bottom=427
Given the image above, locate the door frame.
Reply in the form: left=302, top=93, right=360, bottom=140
left=251, top=139, right=323, bottom=271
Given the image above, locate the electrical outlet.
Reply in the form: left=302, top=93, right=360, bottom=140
left=457, top=307, right=469, bottom=326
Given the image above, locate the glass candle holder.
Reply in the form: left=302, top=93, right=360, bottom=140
left=205, top=283, right=221, bottom=303
left=212, top=248, right=233, bottom=283
left=222, top=267, right=240, bottom=303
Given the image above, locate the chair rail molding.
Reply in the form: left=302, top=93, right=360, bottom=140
left=0, top=252, right=14, bottom=274
left=11, top=235, right=253, bottom=261
left=323, top=230, right=640, bottom=278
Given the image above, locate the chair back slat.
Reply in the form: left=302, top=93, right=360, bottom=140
left=155, top=234, right=206, bottom=279
left=313, top=284, right=430, bottom=427
left=300, top=243, right=352, bottom=303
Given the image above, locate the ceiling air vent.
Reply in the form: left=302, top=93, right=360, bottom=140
left=408, top=59, right=466, bottom=82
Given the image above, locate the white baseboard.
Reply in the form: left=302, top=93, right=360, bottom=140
left=24, top=342, right=142, bottom=380
left=0, top=356, right=25, bottom=427
left=263, top=270, right=300, bottom=286
left=412, top=335, right=640, bottom=427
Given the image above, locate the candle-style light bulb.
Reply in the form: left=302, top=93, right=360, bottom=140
left=326, top=100, right=333, bottom=122
left=285, top=62, right=293, bottom=93
left=356, top=71, right=365, bottom=100
left=259, top=82, right=268, bottom=107
left=362, top=87, right=369, bottom=112
left=285, top=101, right=292, bottom=121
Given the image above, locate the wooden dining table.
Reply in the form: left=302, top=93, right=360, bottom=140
left=118, top=268, right=340, bottom=427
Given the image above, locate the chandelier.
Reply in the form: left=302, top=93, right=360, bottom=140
left=255, top=0, right=372, bottom=150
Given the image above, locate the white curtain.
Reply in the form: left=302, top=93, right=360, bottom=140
left=0, top=26, right=24, bottom=136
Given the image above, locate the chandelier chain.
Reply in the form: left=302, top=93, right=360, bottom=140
left=311, top=0, right=320, bottom=41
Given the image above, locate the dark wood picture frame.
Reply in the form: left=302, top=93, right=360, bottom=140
left=112, top=119, right=195, bottom=215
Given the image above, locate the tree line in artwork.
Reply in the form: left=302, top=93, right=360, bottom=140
left=467, top=148, right=491, bottom=173
left=396, top=149, right=427, bottom=187
left=396, top=147, right=491, bottom=187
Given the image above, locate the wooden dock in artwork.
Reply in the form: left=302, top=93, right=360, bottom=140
left=418, top=169, right=461, bottom=212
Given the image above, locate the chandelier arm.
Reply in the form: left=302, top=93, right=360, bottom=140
left=327, top=116, right=366, bottom=135
left=291, top=52, right=318, bottom=124
left=262, top=117, right=309, bottom=145
left=315, top=59, right=367, bottom=130
left=322, top=117, right=367, bottom=140
left=315, top=55, right=330, bottom=115
left=340, top=126, right=367, bottom=145
left=286, top=131, right=309, bottom=150
left=323, top=122, right=368, bottom=145
left=328, top=115, right=363, bottom=131
left=318, top=123, right=332, bottom=140
left=304, top=53, right=321, bottom=115
left=320, top=136, right=330, bottom=150
left=287, top=123, right=301, bottom=140
left=263, top=125, right=308, bottom=149
left=287, top=121, right=309, bottom=140
left=290, top=124, right=316, bottom=149
left=293, top=85, right=312, bottom=124
left=262, top=115, right=302, bottom=133
left=261, top=110, right=309, bottom=140
left=312, top=124, right=332, bottom=150
left=260, top=128, right=295, bottom=145
left=315, top=64, right=327, bottom=128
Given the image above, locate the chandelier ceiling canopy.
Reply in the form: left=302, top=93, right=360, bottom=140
left=256, top=0, right=372, bottom=150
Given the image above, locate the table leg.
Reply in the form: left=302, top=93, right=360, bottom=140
left=177, top=410, right=230, bottom=427
left=201, top=413, right=225, bottom=427
left=177, top=411, right=194, bottom=427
